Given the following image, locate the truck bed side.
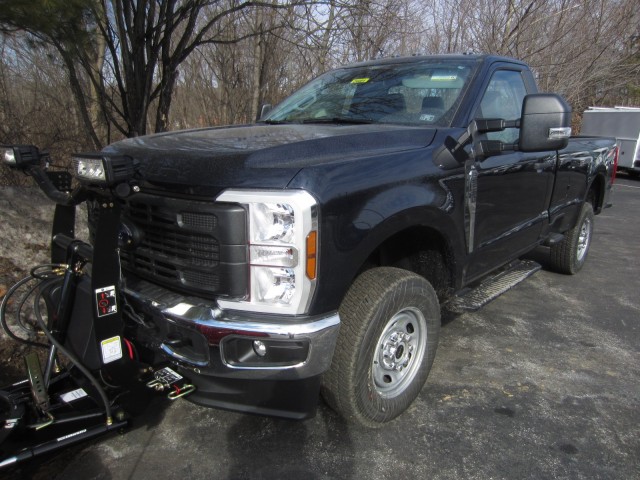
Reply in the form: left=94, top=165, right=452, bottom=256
left=548, top=136, right=616, bottom=234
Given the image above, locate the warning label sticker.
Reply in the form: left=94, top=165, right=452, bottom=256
left=101, top=336, right=123, bottom=364
left=95, top=285, right=117, bottom=317
left=60, top=388, right=88, bottom=403
left=154, top=367, right=183, bottom=385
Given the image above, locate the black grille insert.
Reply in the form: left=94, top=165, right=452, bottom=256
left=89, top=194, right=248, bottom=299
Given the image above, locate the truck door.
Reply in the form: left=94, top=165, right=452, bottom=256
left=465, top=68, right=555, bottom=280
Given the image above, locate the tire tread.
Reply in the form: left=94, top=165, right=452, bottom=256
left=321, top=267, right=440, bottom=427
left=549, top=203, right=594, bottom=275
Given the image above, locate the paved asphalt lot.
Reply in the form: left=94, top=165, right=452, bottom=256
left=7, top=176, right=640, bottom=480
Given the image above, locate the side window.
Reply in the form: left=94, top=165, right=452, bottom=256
left=476, top=70, right=527, bottom=143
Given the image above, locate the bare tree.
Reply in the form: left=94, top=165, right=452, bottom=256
left=418, top=0, right=639, bottom=115
left=1, top=0, right=318, bottom=146
left=1, top=0, right=638, bottom=170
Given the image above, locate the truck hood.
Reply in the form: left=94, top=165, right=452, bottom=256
left=103, top=124, right=436, bottom=192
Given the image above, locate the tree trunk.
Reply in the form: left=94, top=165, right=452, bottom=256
left=155, top=68, right=178, bottom=132
left=250, top=7, right=264, bottom=122
left=58, top=47, right=103, bottom=149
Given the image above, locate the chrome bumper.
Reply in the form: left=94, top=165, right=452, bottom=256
left=124, top=279, right=340, bottom=380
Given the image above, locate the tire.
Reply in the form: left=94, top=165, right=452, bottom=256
left=321, top=267, right=440, bottom=427
left=549, top=202, right=594, bottom=274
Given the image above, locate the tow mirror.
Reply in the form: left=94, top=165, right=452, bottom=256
left=519, top=94, right=571, bottom=152
left=435, top=93, right=572, bottom=167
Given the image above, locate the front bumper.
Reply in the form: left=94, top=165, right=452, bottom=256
left=123, top=276, right=340, bottom=381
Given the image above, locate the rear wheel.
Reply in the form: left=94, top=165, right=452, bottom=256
left=321, top=267, right=440, bottom=427
left=549, top=202, right=594, bottom=274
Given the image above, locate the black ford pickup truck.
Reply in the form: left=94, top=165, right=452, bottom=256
left=5, top=54, right=616, bottom=428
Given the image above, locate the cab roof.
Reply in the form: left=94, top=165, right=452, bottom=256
left=342, top=54, right=528, bottom=69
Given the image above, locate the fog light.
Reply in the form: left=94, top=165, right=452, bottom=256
left=222, top=338, right=310, bottom=367
left=253, top=340, right=267, bottom=357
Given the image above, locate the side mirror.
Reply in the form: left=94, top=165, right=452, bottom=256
left=519, top=94, right=571, bottom=152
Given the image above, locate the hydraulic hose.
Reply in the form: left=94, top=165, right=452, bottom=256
left=1, top=266, right=113, bottom=425
left=0, top=275, right=48, bottom=349
left=33, top=312, right=113, bottom=426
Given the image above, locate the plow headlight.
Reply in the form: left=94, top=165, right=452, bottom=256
left=74, top=157, right=107, bottom=183
left=1, top=147, right=16, bottom=165
left=72, top=153, right=136, bottom=186
left=1, top=145, right=43, bottom=169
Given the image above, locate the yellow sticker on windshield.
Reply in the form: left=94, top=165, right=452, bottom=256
left=351, top=78, right=370, bottom=84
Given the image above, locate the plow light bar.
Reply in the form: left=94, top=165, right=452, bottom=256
left=72, top=153, right=136, bottom=186
left=1, top=145, right=43, bottom=169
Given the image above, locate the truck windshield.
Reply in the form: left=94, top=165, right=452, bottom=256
left=264, top=59, right=478, bottom=127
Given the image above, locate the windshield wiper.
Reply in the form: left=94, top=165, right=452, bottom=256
left=261, top=119, right=297, bottom=125
left=301, top=117, right=374, bottom=125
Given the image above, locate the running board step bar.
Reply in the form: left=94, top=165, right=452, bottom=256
left=445, top=260, right=541, bottom=313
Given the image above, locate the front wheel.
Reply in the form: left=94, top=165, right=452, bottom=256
left=321, top=267, right=440, bottom=427
left=549, top=202, right=594, bottom=274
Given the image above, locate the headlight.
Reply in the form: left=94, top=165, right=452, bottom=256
left=72, top=153, right=136, bottom=186
left=1, top=145, right=42, bottom=169
left=74, top=156, right=107, bottom=182
left=1, top=146, right=16, bottom=165
left=251, top=202, right=295, bottom=243
left=216, top=190, right=318, bottom=315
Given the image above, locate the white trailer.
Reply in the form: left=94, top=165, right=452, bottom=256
left=581, top=107, right=640, bottom=177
